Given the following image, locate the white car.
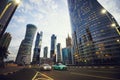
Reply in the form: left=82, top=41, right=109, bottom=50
left=40, top=64, right=52, bottom=71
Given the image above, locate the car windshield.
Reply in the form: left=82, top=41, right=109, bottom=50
left=43, top=64, right=49, bottom=66
left=57, top=63, right=63, bottom=65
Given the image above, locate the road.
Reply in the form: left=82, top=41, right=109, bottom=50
left=0, top=66, right=120, bottom=80
left=33, top=66, right=120, bottom=80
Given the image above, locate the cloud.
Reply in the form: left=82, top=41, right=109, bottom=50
left=13, top=15, right=26, bottom=23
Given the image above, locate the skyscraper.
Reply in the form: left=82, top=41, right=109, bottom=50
left=57, top=43, right=62, bottom=63
left=43, top=46, right=48, bottom=58
left=16, top=24, right=37, bottom=65
left=66, top=35, right=73, bottom=64
left=66, top=34, right=72, bottom=47
left=0, top=32, right=11, bottom=67
left=32, top=31, right=43, bottom=64
left=68, top=0, right=120, bottom=65
left=50, top=34, right=57, bottom=63
left=0, top=0, right=20, bottom=38
left=62, top=48, right=69, bottom=64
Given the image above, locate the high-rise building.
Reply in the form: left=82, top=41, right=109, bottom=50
left=0, top=32, right=11, bottom=67
left=68, top=0, right=120, bottom=65
left=66, top=35, right=73, bottom=64
left=16, top=24, right=37, bottom=65
left=50, top=34, right=57, bottom=63
left=66, top=34, right=72, bottom=47
left=62, top=48, right=69, bottom=64
left=57, top=43, right=62, bottom=63
left=32, top=31, right=43, bottom=64
left=43, top=46, right=48, bottom=58
left=0, top=0, right=19, bottom=38
left=62, top=47, right=73, bottom=65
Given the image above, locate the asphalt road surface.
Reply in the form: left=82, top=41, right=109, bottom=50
left=0, top=66, right=120, bottom=80
left=34, top=67, right=120, bottom=80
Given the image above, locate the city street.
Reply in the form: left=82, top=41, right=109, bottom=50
left=34, top=66, right=120, bottom=80
left=0, top=66, right=120, bottom=80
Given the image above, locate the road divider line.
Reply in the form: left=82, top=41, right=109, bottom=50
left=39, top=72, right=54, bottom=80
left=71, top=72, right=120, bottom=80
left=32, top=72, right=39, bottom=80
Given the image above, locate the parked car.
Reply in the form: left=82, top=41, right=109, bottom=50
left=40, top=64, right=52, bottom=71
left=52, top=63, right=67, bottom=70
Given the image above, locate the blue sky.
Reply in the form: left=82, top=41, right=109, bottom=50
left=6, top=0, right=120, bottom=61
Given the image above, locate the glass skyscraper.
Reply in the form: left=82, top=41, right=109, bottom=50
left=16, top=24, right=37, bottom=65
left=50, top=34, right=57, bottom=63
left=0, top=0, right=19, bottom=38
left=62, top=48, right=69, bottom=65
left=57, top=43, right=62, bottom=63
left=43, top=46, right=48, bottom=58
left=68, top=0, right=120, bottom=65
left=32, top=31, right=43, bottom=64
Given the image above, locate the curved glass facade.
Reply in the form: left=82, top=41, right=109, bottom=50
left=68, top=0, right=120, bottom=65
left=16, top=24, right=37, bottom=65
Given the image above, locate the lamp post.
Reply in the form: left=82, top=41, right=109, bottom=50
left=101, top=9, right=120, bottom=35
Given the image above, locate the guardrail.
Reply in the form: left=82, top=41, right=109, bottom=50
left=67, top=66, right=120, bottom=69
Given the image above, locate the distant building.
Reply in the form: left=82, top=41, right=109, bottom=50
left=62, top=48, right=69, bottom=64
left=0, top=0, right=19, bottom=38
left=66, top=34, right=72, bottom=47
left=57, top=43, right=62, bottom=63
left=32, top=31, right=43, bottom=64
left=62, top=47, right=73, bottom=65
left=16, top=24, right=37, bottom=65
left=68, top=0, right=120, bottom=65
left=66, top=35, right=73, bottom=64
left=0, top=32, right=11, bottom=67
left=43, top=46, right=48, bottom=58
left=40, top=57, right=53, bottom=65
left=50, top=34, right=57, bottom=63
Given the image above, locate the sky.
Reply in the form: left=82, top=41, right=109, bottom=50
left=5, top=0, right=120, bottom=61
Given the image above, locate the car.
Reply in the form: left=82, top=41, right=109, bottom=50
left=40, top=64, right=52, bottom=71
left=52, top=63, right=67, bottom=70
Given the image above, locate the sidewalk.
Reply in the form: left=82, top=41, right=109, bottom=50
left=0, top=66, right=24, bottom=75
left=0, top=68, right=37, bottom=80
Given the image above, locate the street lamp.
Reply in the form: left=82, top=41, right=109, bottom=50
left=101, top=9, right=107, bottom=14
left=111, top=23, right=116, bottom=27
left=14, top=0, right=21, bottom=4
left=101, top=9, right=120, bottom=35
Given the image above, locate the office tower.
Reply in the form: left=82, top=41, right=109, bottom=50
left=68, top=0, right=120, bottom=65
left=16, top=24, right=37, bottom=65
left=66, top=34, right=72, bottom=47
left=0, top=32, right=11, bottom=67
left=0, top=0, right=19, bottom=38
left=62, top=48, right=69, bottom=64
left=66, top=35, right=73, bottom=64
left=62, top=47, right=73, bottom=65
left=32, top=31, right=43, bottom=64
left=50, top=34, right=57, bottom=63
left=43, top=46, right=48, bottom=58
left=57, top=43, right=62, bottom=63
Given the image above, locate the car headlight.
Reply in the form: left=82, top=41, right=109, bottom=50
left=49, top=66, right=52, bottom=69
left=43, top=66, right=47, bottom=69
